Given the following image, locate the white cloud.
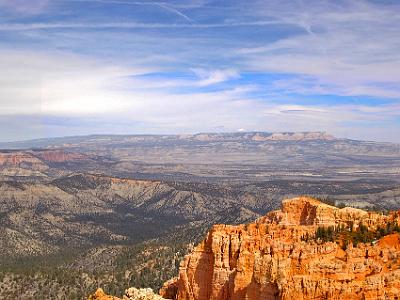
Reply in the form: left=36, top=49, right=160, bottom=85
left=191, top=68, right=239, bottom=86
left=3, top=1, right=399, bottom=99
left=0, top=0, right=48, bottom=14
left=0, top=50, right=150, bottom=115
left=0, top=49, right=399, bottom=142
left=0, top=0, right=399, bottom=142
left=236, top=0, right=400, bottom=98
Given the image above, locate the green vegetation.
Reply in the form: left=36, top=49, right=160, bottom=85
left=0, top=241, right=187, bottom=299
left=301, top=196, right=346, bottom=209
left=315, top=226, right=335, bottom=242
left=0, top=223, right=209, bottom=299
left=308, top=221, right=400, bottom=250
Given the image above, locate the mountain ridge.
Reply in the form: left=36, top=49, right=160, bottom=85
left=0, top=131, right=342, bottom=149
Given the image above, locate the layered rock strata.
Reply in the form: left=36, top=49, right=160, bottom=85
left=162, top=196, right=400, bottom=300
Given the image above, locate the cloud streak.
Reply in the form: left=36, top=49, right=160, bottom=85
left=1, top=49, right=399, bottom=141
left=0, top=0, right=49, bottom=14
left=0, top=20, right=289, bottom=31
left=237, top=0, right=400, bottom=98
left=69, top=0, right=194, bottom=22
left=0, top=0, right=399, bottom=142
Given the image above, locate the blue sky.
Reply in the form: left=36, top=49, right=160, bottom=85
left=0, top=0, right=399, bottom=142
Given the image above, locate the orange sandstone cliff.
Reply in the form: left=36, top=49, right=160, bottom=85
left=160, top=196, right=400, bottom=300
left=0, top=149, right=88, bottom=169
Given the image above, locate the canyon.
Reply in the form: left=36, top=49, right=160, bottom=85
left=2, top=132, right=400, bottom=184
left=0, top=133, right=400, bottom=299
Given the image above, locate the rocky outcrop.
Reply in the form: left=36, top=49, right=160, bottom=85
left=0, top=149, right=87, bottom=165
left=160, top=278, right=179, bottom=300
left=88, top=288, right=121, bottom=300
left=88, top=287, right=168, bottom=300
left=0, top=151, right=48, bottom=171
left=162, top=196, right=400, bottom=300
left=0, top=150, right=89, bottom=175
left=124, top=288, right=168, bottom=300
left=32, top=149, right=88, bottom=163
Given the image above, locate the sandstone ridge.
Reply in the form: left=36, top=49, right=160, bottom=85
left=161, top=196, right=400, bottom=300
left=0, top=149, right=87, bottom=167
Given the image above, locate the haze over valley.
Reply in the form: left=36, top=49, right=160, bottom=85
left=0, top=132, right=399, bottom=298
left=1, top=0, right=400, bottom=299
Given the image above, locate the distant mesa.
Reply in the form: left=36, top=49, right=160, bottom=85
left=251, top=131, right=336, bottom=141
left=0, top=149, right=87, bottom=166
left=0, top=149, right=93, bottom=179
left=32, top=149, right=88, bottom=163
left=182, top=131, right=336, bottom=142
left=0, top=131, right=343, bottom=152
left=0, top=150, right=46, bottom=169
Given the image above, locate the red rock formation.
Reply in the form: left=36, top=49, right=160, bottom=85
left=88, top=288, right=121, bottom=300
left=162, top=197, right=400, bottom=300
left=0, top=151, right=48, bottom=170
left=0, top=149, right=87, bottom=169
left=33, top=149, right=87, bottom=163
left=160, top=278, right=179, bottom=299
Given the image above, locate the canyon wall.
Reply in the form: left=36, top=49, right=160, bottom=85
left=161, top=196, right=400, bottom=300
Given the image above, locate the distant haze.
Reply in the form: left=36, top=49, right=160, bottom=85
left=0, top=1, right=399, bottom=142
left=0, top=131, right=398, bottom=146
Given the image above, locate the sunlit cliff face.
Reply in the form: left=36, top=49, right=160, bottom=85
left=161, top=197, right=400, bottom=300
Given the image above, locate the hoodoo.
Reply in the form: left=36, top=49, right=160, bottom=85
left=89, top=197, right=400, bottom=300
left=161, top=196, right=400, bottom=300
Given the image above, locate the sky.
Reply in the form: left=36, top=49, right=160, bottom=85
left=0, top=0, right=399, bottom=142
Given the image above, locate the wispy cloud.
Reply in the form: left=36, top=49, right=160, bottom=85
left=0, top=0, right=49, bottom=14
left=0, top=20, right=288, bottom=31
left=69, top=0, right=194, bottom=22
left=237, top=0, right=400, bottom=98
left=0, top=0, right=399, bottom=142
left=191, top=68, right=239, bottom=86
left=1, top=49, right=399, bottom=141
left=156, top=2, right=193, bottom=22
